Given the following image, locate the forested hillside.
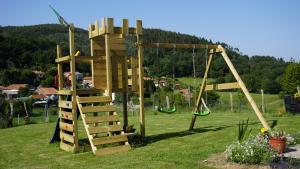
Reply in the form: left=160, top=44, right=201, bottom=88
left=0, top=24, right=289, bottom=93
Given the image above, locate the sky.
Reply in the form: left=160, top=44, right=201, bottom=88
left=1, top=0, right=300, bottom=60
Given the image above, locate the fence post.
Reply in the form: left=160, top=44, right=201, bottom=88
left=261, top=89, right=265, bottom=113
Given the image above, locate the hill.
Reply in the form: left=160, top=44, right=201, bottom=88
left=0, top=24, right=288, bottom=93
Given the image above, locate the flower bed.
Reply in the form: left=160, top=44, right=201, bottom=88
left=225, top=134, right=279, bottom=164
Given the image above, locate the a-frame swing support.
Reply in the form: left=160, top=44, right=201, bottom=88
left=143, top=43, right=270, bottom=131
left=190, top=45, right=270, bottom=130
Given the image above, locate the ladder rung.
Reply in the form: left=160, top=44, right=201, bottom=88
left=81, top=105, right=115, bottom=113
left=77, top=96, right=111, bottom=104
left=88, top=125, right=123, bottom=134
left=92, top=135, right=127, bottom=146
left=85, top=115, right=119, bottom=124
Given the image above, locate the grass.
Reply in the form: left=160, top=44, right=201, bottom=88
left=1, top=107, right=300, bottom=168
left=0, top=77, right=296, bottom=168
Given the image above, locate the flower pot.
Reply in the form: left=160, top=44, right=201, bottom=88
left=269, top=137, right=286, bottom=154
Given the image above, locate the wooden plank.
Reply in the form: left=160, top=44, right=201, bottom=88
left=137, top=34, right=145, bottom=137
left=77, top=96, right=112, bottom=104
left=58, top=101, right=73, bottom=109
left=105, top=34, right=112, bottom=96
left=55, top=56, right=70, bottom=63
left=57, top=90, right=72, bottom=95
left=59, top=110, right=73, bottom=120
left=88, top=125, right=123, bottom=134
left=81, top=105, right=116, bottom=113
left=92, top=135, right=127, bottom=146
left=69, top=23, right=79, bottom=150
left=77, top=88, right=104, bottom=95
left=95, top=145, right=130, bottom=156
left=60, top=142, right=75, bottom=152
left=143, top=43, right=219, bottom=49
left=122, top=19, right=129, bottom=36
left=75, top=56, right=104, bottom=62
left=205, top=82, right=240, bottom=91
left=85, top=115, right=119, bottom=124
left=60, top=132, right=74, bottom=144
left=60, top=122, right=74, bottom=132
left=136, top=20, right=142, bottom=35
left=219, top=46, right=270, bottom=130
left=106, top=18, right=114, bottom=34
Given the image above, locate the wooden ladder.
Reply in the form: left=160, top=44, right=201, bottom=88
left=76, top=95, right=130, bottom=156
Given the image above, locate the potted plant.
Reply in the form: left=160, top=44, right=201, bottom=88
left=269, top=130, right=287, bottom=154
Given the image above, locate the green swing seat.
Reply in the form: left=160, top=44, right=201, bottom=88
left=158, top=107, right=177, bottom=114
left=193, top=110, right=210, bottom=116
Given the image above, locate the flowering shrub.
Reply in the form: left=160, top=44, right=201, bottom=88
left=225, top=133, right=279, bottom=164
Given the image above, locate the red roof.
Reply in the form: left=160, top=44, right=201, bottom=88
left=2, top=84, right=28, bottom=90
left=31, top=94, right=47, bottom=99
left=179, top=88, right=190, bottom=95
left=36, top=87, right=57, bottom=95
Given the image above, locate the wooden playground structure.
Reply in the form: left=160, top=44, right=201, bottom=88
left=54, top=17, right=270, bottom=156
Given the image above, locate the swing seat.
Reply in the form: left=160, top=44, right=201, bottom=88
left=193, top=110, right=210, bottom=116
left=158, top=107, right=177, bottom=114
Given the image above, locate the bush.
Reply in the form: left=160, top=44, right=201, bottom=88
left=225, top=134, right=279, bottom=164
left=0, top=98, right=12, bottom=128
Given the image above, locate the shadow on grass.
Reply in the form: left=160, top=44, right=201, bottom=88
left=130, top=120, right=277, bottom=148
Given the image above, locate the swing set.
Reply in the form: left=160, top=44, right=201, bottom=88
left=144, top=43, right=270, bottom=131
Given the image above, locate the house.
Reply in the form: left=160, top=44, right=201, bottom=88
left=34, top=87, right=58, bottom=101
left=64, top=72, right=83, bottom=81
left=1, top=84, right=29, bottom=99
left=179, top=88, right=193, bottom=102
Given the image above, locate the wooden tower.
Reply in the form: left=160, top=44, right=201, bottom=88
left=55, top=18, right=145, bottom=156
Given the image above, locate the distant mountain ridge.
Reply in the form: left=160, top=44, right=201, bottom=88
left=0, top=24, right=288, bottom=93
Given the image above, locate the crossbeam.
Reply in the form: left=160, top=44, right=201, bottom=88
left=143, top=43, right=220, bottom=49
left=205, top=82, right=240, bottom=91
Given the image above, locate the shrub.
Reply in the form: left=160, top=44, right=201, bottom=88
left=0, top=98, right=12, bottom=128
left=225, top=133, right=279, bottom=164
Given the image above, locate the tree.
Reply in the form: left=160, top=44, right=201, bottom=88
left=282, top=63, right=300, bottom=94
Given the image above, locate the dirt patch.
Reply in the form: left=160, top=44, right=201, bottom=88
left=202, top=153, right=271, bottom=169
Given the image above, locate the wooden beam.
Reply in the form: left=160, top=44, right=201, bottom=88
left=92, top=135, right=127, bottom=146
left=205, top=82, right=240, bottom=91
left=77, top=96, right=112, bottom=104
left=137, top=31, right=145, bottom=137
left=219, top=46, right=270, bottom=130
left=69, top=23, right=79, bottom=151
left=143, top=43, right=219, bottom=49
left=84, top=115, right=119, bottom=124
left=88, top=125, right=123, bottom=134
left=81, top=105, right=116, bottom=113
left=189, top=50, right=214, bottom=130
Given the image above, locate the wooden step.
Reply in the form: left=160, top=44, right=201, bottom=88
left=77, top=96, right=111, bottom=104
left=81, top=105, right=115, bottom=113
left=95, top=145, right=130, bottom=156
left=92, top=135, right=127, bottom=146
left=60, top=132, right=74, bottom=144
left=88, top=125, right=123, bottom=134
left=58, top=101, right=73, bottom=109
left=59, top=111, right=73, bottom=120
left=85, top=115, right=119, bottom=124
left=60, top=142, right=75, bottom=152
left=60, top=122, right=74, bottom=132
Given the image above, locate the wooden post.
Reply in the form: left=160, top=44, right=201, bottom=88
left=297, top=86, right=300, bottom=93
left=122, top=55, right=128, bottom=128
left=230, top=92, right=233, bottom=112
left=69, top=24, right=79, bottom=151
left=261, top=89, right=265, bottom=113
left=189, top=50, right=214, bottom=130
left=166, top=96, right=170, bottom=109
left=136, top=20, right=145, bottom=137
left=105, top=18, right=113, bottom=97
left=219, top=46, right=270, bottom=130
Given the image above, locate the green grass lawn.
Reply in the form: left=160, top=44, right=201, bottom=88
left=1, top=107, right=299, bottom=168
